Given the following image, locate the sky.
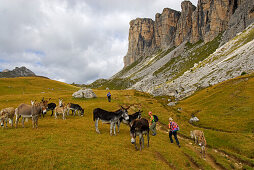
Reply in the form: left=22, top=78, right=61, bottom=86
left=0, top=0, right=198, bottom=84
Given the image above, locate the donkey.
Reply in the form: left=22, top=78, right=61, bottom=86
left=15, top=100, right=47, bottom=128
left=93, top=106, right=129, bottom=136
left=190, top=130, right=204, bottom=144
left=0, top=107, right=15, bottom=128
left=66, top=103, right=84, bottom=116
left=48, top=103, right=56, bottom=116
left=130, top=118, right=149, bottom=151
left=199, top=133, right=207, bottom=158
left=41, top=97, right=51, bottom=117
left=54, top=98, right=67, bottom=119
left=117, top=110, right=142, bottom=132
left=190, top=130, right=206, bottom=158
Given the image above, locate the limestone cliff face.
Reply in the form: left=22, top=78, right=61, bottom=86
left=124, top=0, right=253, bottom=67
left=221, top=0, right=254, bottom=45
left=124, top=18, right=155, bottom=67
left=191, top=0, right=236, bottom=43
left=175, top=1, right=196, bottom=46
left=154, top=8, right=181, bottom=48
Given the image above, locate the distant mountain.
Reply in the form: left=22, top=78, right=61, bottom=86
left=0, top=66, right=36, bottom=78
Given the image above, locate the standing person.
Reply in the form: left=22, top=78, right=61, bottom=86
left=149, top=111, right=156, bottom=136
left=107, top=92, right=111, bottom=102
left=168, top=117, right=180, bottom=147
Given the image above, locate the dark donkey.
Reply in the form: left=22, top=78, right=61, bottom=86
left=48, top=103, right=56, bottom=116
left=117, top=110, right=142, bottom=132
left=93, top=106, right=129, bottom=136
left=130, top=118, right=150, bottom=151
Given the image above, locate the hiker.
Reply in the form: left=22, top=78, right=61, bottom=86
left=168, top=117, right=180, bottom=147
left=107, top=92, right=111, bottom=102
left=149, top=111, right=156, bottom=136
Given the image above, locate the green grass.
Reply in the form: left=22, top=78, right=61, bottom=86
left=0, top=76, right=253, bottom=169
left=176, top=73, right=254, bottom=160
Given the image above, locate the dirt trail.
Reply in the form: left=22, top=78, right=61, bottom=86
left=156, top=122, right=242, bottom=170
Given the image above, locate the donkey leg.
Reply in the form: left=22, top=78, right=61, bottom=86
left=35, top=117, right=38, bottom=128
left=147, top=132, right=150, bottom=147
left=139, top=134, right=143, bottom=151
left=142, top=136, right=144, bottom=149
left=11, top=118, right=13, bottom=128
left=22, top=117, right=25, bottom=128
left=113, top=123, right=116, bottom=135
left=110, top=122, right=113, bottom=136
left=4, top=118, right=7, bottom=128
left=95, top=119, right=100, bottom=134
left=117, top=120, right=120, bottom=133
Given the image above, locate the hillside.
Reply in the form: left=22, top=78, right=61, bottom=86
left=0, top=76, right=253, bottom=169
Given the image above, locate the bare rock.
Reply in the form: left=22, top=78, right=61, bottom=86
left=189, top=116, right=199, bottom=123
left=72, top=89, right=97, bottom=99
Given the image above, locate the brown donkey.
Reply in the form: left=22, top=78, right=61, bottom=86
left=0, top=107, right=15, bottom=128
left=15, top=99, right=48, bottom=128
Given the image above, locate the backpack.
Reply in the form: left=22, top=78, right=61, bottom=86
left=153, top=115, right=159, bottom=122
left=171, top=122, right=179, bottom=131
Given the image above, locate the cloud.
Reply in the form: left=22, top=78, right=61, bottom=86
left=0, top=0, right=198, bottom=84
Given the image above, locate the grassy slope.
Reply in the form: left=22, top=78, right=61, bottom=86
left=174, top=74, right=254, bottom=161
left=0, top=77, right=212, bottom=169
left=0, top=76, right=253, bottom=169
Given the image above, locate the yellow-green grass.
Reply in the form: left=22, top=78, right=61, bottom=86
left=0, top=77, right=213, bottom=169
left=1, top=76, right=253, bottom=169
left=175, top=73, right=254, bottom=161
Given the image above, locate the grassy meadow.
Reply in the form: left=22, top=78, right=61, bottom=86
left=0, top=76, right=253, bottom=169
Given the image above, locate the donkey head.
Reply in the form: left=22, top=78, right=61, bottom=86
left=31, top=100, right=36, bottom=106
left=138, top=110, right=143, bottom=119
left=120, top=106, right=129, bottom=120
left=59, top=98, right=63, bottom=107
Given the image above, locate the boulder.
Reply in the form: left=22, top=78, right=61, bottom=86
left=72, top=88, right=97, bottom=98
left=167, top=102, right=176, bottom=106
left=189, top=116, right=199, bottom=123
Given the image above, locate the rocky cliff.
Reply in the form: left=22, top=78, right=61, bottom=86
left=109, top=0, right=254, bottom=100
left=0, top=66, right=36, bottom=78
left=124, top=0, right=253, bottom=67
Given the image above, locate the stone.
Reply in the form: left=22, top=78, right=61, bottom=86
left=189, top=116, right=199, bottom=123
left=167, top=102, right=176, bottom=106
left=72, top=89, right=97, bottom=99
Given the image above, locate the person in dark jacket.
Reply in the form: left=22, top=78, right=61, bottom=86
left=107, top=92, right=111, bottom=102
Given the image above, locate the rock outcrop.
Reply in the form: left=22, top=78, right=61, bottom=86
left=221, top=0, right=254, bottom=45
left=154, top=8, right=181, bottom=48
left=72, top=88, right=97, bottom=99
left=0, top=66, right=36, bottom=78
left=175, top=1, right=196, bottom=46
left=124, top=18, right=156, bottom=67
left=124, top=0, right=253, bottom=67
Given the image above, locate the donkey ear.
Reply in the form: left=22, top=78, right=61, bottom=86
left=48, top=98, right=51, bottom=101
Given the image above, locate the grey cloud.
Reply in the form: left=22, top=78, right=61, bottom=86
left=0, top=0, right=198, bottom=84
